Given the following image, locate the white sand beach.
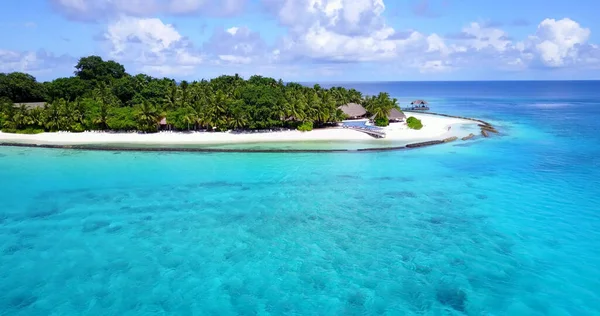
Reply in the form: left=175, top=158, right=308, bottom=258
left=0, top=113, right=479, bottom=146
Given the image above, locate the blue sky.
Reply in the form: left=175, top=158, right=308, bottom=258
left=1, top=0, right=599, bottom=81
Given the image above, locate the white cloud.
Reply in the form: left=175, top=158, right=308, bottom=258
left=14, top=1, right=600, bottom=79
left=409, top=18, right=599, bottom=73
left=226, top=27, right=239, bottom=35
left=270, top=0, right=431, bottom=63
left=105, top=16, right=183, bottom=56
left=462, top=22, right=511, bottom=51
left=419, top=60, right=452, bottom=73
left=218, top=55, right=252, bottom=64
left=426, top=34, right=449, bottom=55
left=0, top=49, right=75, bottom=77
left=530, top=18, right=591, bottom=67
left=103, top=16, right=203, bottom=76
left=203, top=26, right=267, bottom=64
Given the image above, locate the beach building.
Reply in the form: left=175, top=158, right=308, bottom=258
left=369, top=108, right=407, bottom=123
left=388, top=108, right=406, bottom=122
left=338, top=103, right=368, bottom=119
left=404, top=100, right=430, bottom=111
left=13, top=102, right=47, bottom=109
left=159, top=117, right=170, bottom=131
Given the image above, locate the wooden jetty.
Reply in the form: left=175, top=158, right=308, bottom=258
left=340, top=125, right=386, bottom=138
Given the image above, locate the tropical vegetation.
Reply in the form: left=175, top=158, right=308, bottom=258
left=1, top=55, right=403, bottom=133
left=406, top=116, right=423, bottom=130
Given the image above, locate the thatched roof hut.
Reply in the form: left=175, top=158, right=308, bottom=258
left=159, top=117, right=167, bottom=125
left=388, top=108, right=406, bottom=122
left=338, top=103, right=367, bottom=119
left=369, top=108, right=407, bottom=122
left=411, top=100, right=428, bottom=105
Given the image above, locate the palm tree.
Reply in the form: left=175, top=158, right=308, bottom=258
left=93, top=99, right=110, bottom=130
left=229, top=110, right=248, bottom=130
left=182, top=106, right=197, bottom=131
left=207, top=90, right=229, bottom=130
left=28, top=107, right=44, bottom=129
left=44, top=102, right=62, bottom=131
left=164, top=82, right=180, bottom=110
left=135, top=100, right=160, bottom=132
left=12, top=104, right=30, bottom=129
left=287, top=98, right=306, bottom=122
left=180, top=80, right=189, bottom=108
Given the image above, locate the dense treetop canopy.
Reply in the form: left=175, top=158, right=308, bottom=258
left=0, top=56, right=401, bottom=133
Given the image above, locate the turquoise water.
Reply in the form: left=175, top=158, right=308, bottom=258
left=1, top=81, right=600, bottom=315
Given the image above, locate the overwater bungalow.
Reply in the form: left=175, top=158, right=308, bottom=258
left=404, top=100, right=430, bottom=111
left=338, top=103, right=368, bottom=119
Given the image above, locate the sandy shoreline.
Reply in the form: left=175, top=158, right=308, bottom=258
left=0, top=113, right=478, bottom=146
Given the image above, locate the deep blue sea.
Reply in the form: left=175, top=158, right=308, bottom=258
left=1, top=81, right=599, bottom=315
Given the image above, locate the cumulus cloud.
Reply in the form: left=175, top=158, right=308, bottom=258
left=49, top=0, right=247, bottom=21
left=265, top=0, right=432, bottom=63
left=203, top=26, right=267, bottom=64
left=102, top=16, right=203, bottom=76
left=258, top=0, right=600, bottom=75
left=424, top=18, right=600, bottom=73
left=263, top=0, right=387, bottom=36
left=0, top=49, right=75, bottom=77
left=445, top=32, right=477, bottom=40
left=12, top=1, right=600, bottom=79
left=528, top=18, right=591, bottom=67
left=419, top=60, right=452, bottom=73
left=462, top=22, right=512, bottom=51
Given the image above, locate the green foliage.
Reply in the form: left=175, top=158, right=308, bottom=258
left=0, top=72, right=46, bottom=103
left=75, top=55, right=126, bottom=82
left=374, top=116, right=389, bottom=127
left=407, top=116, right=423, bottom=130
left=297, top=121, right=313, bottom=132
left=134, top=100, right=160, bottom=132
left=15, top=127, right=45, bottom=134
left=0, top=55, right=394, bottom=134
left=46, top=77, right=89, bottom=102
left=107, top=107, right=136, bottom=131
left=364, top=92, right=400, bottom=123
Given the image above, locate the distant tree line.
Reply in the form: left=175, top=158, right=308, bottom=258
left=0, top=56, right=401, bottom=133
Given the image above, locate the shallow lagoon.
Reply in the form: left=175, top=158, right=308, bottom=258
left=1, top=81, right=599, bottom=315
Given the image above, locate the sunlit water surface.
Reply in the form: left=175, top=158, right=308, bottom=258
left=1, top=81, right=599, bottom=315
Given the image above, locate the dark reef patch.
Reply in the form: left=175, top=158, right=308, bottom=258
left=427, top=217, right=445, bottom=225
left=338, top=174, right=360, bottom=180
left=28, top=206, right=61, bottom=219
left=385, top=191, right=417, bottom=198
left=105, top=224, right=123, bottom=233
left=7, top=293, right=38, bottom=310
left=436, top=287, right=467, bottom=312
left=475, top=194, right=488, bottom=200
left=82, top=220, right=111, bottom=232
left=3, top=243, right=34, bottom=255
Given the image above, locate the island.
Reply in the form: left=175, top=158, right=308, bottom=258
left=0, top=56, right=491, bottom=151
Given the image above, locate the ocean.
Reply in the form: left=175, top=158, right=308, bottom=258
left=1, top=81, right=599, bottom=315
